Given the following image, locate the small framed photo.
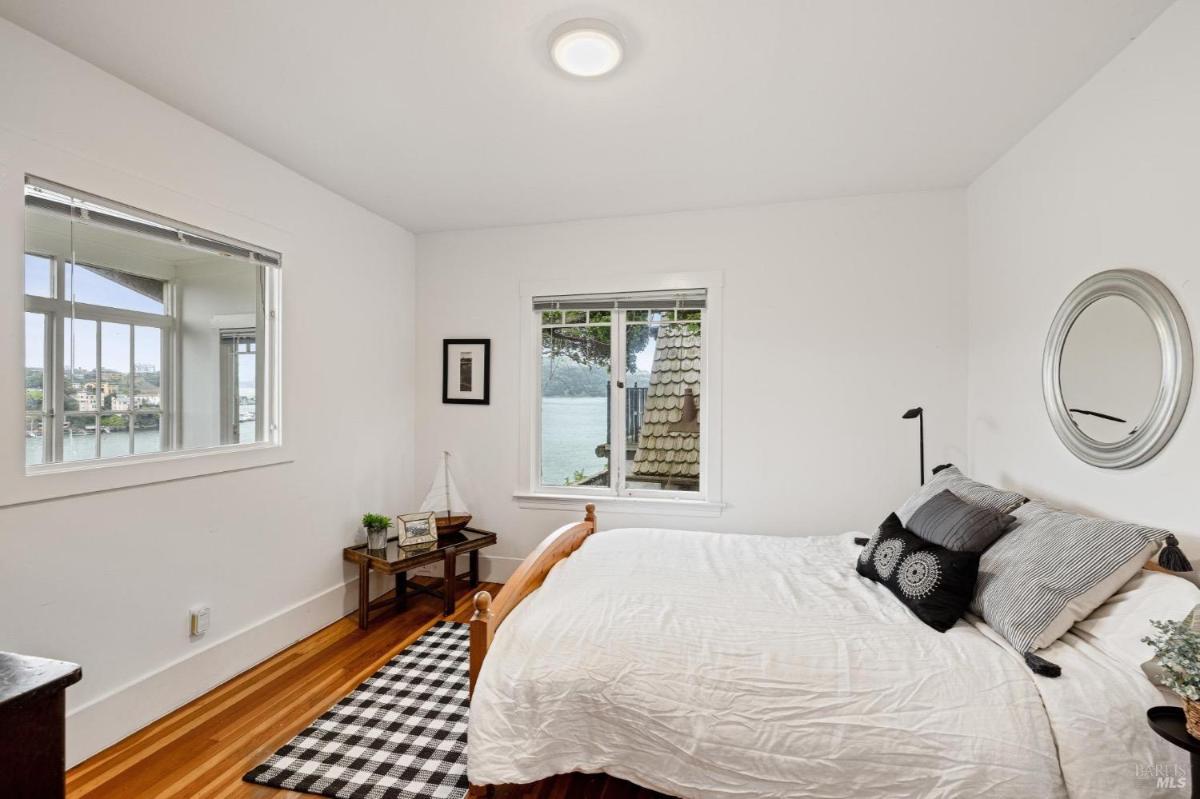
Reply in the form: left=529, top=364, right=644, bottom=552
left=443, top=339, right=490, bottom=405
left=398, top=511, right=438, bottom=547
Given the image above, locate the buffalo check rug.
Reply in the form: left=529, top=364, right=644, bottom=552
left=244, top=621, right=469, bottom=799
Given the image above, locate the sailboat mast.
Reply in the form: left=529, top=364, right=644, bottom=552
left=443, top=451, right=451, bottom=520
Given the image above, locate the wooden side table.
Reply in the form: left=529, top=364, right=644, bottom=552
left=1147, top=706, right=1199, bottom=798
left=0, top=652, right=82, bottom=799
left=343, top=527, right=498, bottom=628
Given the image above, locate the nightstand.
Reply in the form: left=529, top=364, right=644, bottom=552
left=343, top=527, right=498, bottom=628
left=1147, top=706, right=1199, bottom=798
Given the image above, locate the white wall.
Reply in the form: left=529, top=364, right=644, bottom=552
left=416, top=191, right=968, bottom=578
left=0, top=18, right=416, bottom=765
left=966, top=0, right=1200, bottom=541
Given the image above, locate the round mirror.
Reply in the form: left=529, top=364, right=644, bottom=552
left=1044, top=269, right=1192, bottom=469
left=1060, top=296, right=1162, bottom=443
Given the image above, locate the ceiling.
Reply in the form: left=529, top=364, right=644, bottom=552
left=0, top=0, right=1172, bottom=233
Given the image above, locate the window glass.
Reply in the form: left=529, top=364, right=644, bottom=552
left=24, top=254, right=52, bottom=298
left=134, top=326, right=162, bottom=412
left=25, top=312, right=47, bottom=467
left=101, top=322, right=131, bottom=412
left=68, top=263, right=165, bottom=314
left=625, top=313, right=701, bottom=492
left=540, top=321, right=611, bottom=487
left=25, top=414, right=44, bottom=467
left=65, top=318, right=97, bottom=414
left=25, top=313, right=44, bottom=412
left=63, top=415, right=98, bottom=462
left=134, top=413, right=162, bottom=455
left=99, top=414, right=131, bottom=458
left=238, top=341, right=257, bottom=444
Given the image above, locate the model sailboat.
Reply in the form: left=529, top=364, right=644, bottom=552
left=420, top=451, right=472, bottom=536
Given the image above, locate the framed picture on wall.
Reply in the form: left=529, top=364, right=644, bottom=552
left=442, top=339, right=491, bottom=405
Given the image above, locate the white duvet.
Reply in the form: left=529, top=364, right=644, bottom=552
left=468, top=528, right=1186, bottom=798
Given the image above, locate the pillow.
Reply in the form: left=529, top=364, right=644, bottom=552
left=857, top=513, right=981, bottom=632
left=972, top=502, right=1167, bottom=652
left=1071, top=569, right=1200, bottom=673
left=906, top=489, right=1015, bottom=552
left=896, top=465, right=1026, bottom=526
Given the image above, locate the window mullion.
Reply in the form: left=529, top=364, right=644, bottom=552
left=127, top=323, right=135, bottom=456
left=611, top=312, right=626, bottom=494
left=93, top=319, right=101, bottom=460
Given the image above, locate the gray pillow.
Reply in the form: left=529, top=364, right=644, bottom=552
left=973, top=502, right=1167, bottom=652
left=896, top=465, right=1026, bottom=526
left=907, top=489, right=1015, bottom=552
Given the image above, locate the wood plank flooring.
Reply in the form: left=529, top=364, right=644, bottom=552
left=66, top=578, right=669, bottom=799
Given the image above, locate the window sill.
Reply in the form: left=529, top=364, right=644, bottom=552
left=513, top=491, right=725, bottom=518
left=4, top=442, right=293, bottom=508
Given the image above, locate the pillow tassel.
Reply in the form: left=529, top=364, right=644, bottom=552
left=1024, top=651, right=1061, bottom=678
left=1158, top=534, right=1193, bottom=573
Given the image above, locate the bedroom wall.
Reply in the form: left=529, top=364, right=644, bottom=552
left=0, top=18, right=417, bottom=765
left=415, top=190, right=968, bottom=579
left=966, top=0, right=1200, bottom=543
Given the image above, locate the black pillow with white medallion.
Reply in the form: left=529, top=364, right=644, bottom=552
left=856, top=513, right=981, bottom=632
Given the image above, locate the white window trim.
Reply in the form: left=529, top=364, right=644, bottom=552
left=4, top=174, right=291, bottom=509
left=515, top=270, right=724, bottom=513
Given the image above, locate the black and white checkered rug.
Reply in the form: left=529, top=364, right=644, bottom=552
left=244, top=621, right=469, bottom=799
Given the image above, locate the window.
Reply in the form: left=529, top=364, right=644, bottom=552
left=219, top=330, right=258, bottom=445
left=22, top=177, right=280, bottom=470
left=534, top=289, right=707, bottom=498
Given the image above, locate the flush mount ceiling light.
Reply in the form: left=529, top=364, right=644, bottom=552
left=549, top=19, right=624, bottom=78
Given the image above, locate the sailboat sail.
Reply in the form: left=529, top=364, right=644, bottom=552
left=420, top=453, right=470, bottom=516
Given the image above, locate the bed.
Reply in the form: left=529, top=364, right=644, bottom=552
left=466, top=507, right=1191, bottom=798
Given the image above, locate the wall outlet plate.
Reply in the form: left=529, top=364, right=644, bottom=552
left=190, top=606, right=210, bottom=637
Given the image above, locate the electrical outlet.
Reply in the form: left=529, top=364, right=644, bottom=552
left=190, top=606, right=210, bottom=637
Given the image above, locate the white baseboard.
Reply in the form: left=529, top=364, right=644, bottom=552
left=65, top=558, right=520, bottom=768
left=479, top=554, right=523, bottom=583
left=65, top=574, right=383, bottom=767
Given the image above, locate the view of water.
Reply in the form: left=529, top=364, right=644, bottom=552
left=541, top=396, right=608, bottom=486
left=25, top=420, right=256, bottom=466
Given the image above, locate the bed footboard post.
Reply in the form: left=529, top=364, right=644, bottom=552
left=469, top=590, right=493, bottom=697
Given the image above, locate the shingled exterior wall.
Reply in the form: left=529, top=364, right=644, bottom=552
left=630, top=332, right=700, bottom=486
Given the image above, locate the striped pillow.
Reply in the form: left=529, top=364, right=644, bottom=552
left=972, top=502, right=1168, bottom=652
left=896, top=466, right=1026, bottom=526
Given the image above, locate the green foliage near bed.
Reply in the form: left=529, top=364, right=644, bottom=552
left=1143, top=616, right=1200, bottom=701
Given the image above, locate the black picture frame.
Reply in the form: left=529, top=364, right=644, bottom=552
left=442, top=339, right=491, bottom=405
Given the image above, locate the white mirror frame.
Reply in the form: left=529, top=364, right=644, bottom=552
left=1043, top=269, right=1193, bottom=469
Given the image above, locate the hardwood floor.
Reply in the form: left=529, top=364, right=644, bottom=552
left=67, top=579, right=669, bottom=799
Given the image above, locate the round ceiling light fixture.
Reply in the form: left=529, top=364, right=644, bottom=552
left=549, top=19, right=624, bottom=78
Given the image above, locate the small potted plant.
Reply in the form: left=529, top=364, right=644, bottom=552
left=1144, top=616, right=1200, bottom=736
left=361, top=513, right=393, bottom=550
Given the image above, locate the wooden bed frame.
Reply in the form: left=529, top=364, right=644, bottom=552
left=466, top=504, right=596, bottom=798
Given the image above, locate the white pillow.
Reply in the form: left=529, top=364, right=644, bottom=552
left=1072, top=569, right=1200, bottom=672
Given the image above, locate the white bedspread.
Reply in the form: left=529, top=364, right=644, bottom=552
left=468, top=528, right=1185, bottom=798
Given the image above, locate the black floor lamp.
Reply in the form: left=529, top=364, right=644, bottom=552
left=902, top=407, right=924, bottom=485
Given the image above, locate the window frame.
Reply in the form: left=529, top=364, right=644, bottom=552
left=18, top=177, right=284, bottom=482
left=516, top=272, right=724, bottom=515
left=535, top=308, right=706, bottom=500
